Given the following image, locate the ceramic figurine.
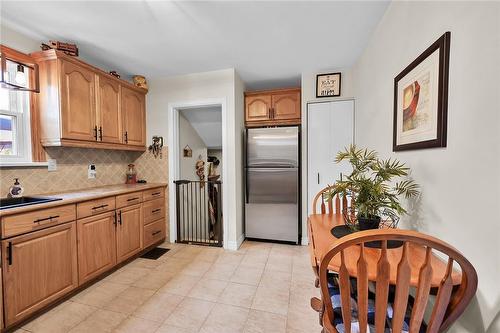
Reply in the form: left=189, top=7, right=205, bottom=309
left=133, top=75, right=148, bottom=90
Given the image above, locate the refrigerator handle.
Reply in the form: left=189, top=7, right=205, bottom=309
left=245, top=171, right=249, bottom=204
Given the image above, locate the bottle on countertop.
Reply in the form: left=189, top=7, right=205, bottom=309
left=126, top=164, right=137, bottom=184
left=8, top=178, right=24, bottom=198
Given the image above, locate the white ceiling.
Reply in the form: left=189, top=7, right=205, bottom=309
left=0, top=1, right=389, bottom=90
left=181, top=106, right=222, bottom=149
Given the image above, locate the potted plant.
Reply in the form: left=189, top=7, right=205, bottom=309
left=329, top=145, right=420, bottom=231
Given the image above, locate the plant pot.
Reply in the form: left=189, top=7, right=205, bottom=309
left=357, top=215, right=381, bottom=231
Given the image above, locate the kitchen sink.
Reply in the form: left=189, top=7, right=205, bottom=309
left=0, top=196, right=62, bottom=210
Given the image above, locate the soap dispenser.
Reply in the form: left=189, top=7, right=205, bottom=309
left=8, top=178, right=24, bottom=198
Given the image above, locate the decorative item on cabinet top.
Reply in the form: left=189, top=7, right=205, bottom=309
left=133, top=75, right=148, bottom=90
left=244, top=87, right=301, bottom=127
left=30, top=49, right=147, bottom=152
left=40, top=40, right=79, bottom=56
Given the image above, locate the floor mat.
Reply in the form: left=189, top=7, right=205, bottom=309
left=140, top=247, right=170, bottom=260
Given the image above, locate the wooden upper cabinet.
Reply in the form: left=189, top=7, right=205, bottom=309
left=245, top=88, right=301, bottom=126
left=31, top=49, right=147, bottom=151
left=97, top=75, right=122, bottom=144
left=245, top=95, right=271, bottom=122
left=121, top=87, right=146, bottom=146
left=116, top=204, right=143, bottom=263
left=2, top=222, right=78, bottom=326
left=60, top=59, right=96, bottom=141
left=272, top=91, right=301, bottom=121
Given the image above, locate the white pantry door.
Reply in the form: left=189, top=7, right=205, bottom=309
left=307, top=100, right=354, bottom=215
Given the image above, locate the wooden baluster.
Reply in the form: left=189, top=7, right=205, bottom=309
left=321, top=193, right=326, bottom=214
left=375, top=240, right=390, bottom=333
left=426, top=258, right=454, bottom=333
left=327, top=193, right=333, bottom=215
left=409, top=246, right=434, bottom=333
left=339, top=250, right=352, bottom=333
left=392, top=242, right=411, bottom=332
left=357, top=243, right=368, bottom=333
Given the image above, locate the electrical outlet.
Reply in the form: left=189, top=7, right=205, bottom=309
left=47, top=159, right=57, bottom=172
left=88, top=164, right=96, bottom=179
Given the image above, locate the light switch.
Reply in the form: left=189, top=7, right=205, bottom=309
left=47, top=159, right=57, bottom=172
left=88, top=164, right=96, bottom=179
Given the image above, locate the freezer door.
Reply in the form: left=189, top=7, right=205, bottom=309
left=246, top=168, right=298, bottom=204
left=247, top=127, right=299, bottom=167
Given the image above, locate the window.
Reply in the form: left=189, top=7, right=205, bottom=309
left=0, top=60, right=32, bottom=162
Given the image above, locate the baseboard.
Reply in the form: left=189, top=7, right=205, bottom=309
left=225, top=234, right=245, bottom=250
left=301, top=236, right=309, bottom=246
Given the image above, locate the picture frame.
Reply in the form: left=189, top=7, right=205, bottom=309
left=316, top=72, right=341, bottom=98
left=393, top=32, right=450, bottom=151
left=183, top=145, right=192, bottom=157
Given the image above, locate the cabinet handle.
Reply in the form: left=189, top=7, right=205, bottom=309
left=124, top=131, right=128, bottom=144
left=152, top=208, right=161, bottom=213
left=94, top=126, right=98, bottom=141
left=127, top=197, right=139, bottom=202
left=92, top=204, right=108, bottom=211
left=33, top=215, right=60, bottom=224
left=113, top=211, right=117, bottom=226
left=99, top=126, right=103, bottom=141
left=7, top=242, right=12, bottom=265
left=118, top=210, right=122, bottom=225
left=152, top=192, right=161, bottom=196
left=152, top=230, right=161, bottom=236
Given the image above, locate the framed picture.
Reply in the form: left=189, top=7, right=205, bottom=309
left=183, top=145, right=192, bottom=157
left=316, top=72, right=341, bottom=98
left=393, top=32, right=450, bottom=151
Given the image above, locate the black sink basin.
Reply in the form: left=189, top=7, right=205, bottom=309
left=0, top=196, right=62, bottom=210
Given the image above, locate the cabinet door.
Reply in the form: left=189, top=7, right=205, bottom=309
left=116, top=204, right=143, bottom=263
left=2, top=222, right=78, bottom=326
left=60, top=60, right=96, bottom=141
left=272, top=91, right=301, bottom=121
left=121, top=87, right=146, bottom=146
left=98, top=75, right=122, bottom=143
left=245, top=94, right=271, bottom=122
left=307, top=100, right=354, bottom=216
left=77, top=212, right=117, bottom=284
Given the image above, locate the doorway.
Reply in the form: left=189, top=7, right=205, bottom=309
left=168, top=99, right=228, bottom=248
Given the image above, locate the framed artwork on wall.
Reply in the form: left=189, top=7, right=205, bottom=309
left=393, top=31, right=450, bottom=151
left=316, top=72, right=341, bottom=98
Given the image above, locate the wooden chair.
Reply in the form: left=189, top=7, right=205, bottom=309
left=312, top=185, right=351, bottom=215
left=313, top=229, right=477, bottom=333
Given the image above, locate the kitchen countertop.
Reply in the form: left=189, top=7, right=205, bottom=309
left=0, top=183, right=168, bottom=217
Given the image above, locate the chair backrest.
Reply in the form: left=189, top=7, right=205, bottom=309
left=318, top=229, right=477, bottom=333
left=308, top=218, right=319, bottom=275
left=312, top=185, right=351, bottom=215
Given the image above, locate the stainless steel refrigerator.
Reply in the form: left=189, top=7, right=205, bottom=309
left=245, top=126, right=300, bottom=244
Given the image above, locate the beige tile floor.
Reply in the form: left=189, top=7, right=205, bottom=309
left=15, top=241, right=322, bottom=333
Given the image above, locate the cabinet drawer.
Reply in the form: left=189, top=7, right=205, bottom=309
left=143, top=187, right=165, bottom=202
left=2, top=204, right=76, bottom=238
left=143, top=219, right=165, bottom=248
left=116, top=191, right=143, bottom=209
left=77, top=196, right=116, bottom=219
left=143, top=198, right=165, bottom=225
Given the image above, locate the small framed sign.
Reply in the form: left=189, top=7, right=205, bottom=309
left=316, top=72, right=341, bottom=98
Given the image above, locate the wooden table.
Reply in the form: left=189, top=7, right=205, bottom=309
left=308, top=213, right=461, bottom=287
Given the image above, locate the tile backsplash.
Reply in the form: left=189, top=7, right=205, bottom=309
left=0, top=147, right=168, bottom=196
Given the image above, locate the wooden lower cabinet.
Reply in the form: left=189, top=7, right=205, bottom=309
left=77, top=211, right=117, bottom=284
left=2, top=222, right=78, bottom=326
left=116, top=204, right=143, bottom=263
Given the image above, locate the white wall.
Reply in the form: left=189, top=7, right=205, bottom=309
left=300, top=69, right=354, bottom=244
left=178, top=113, right=207, bottom=181
left=147, top=68, right=244, bottom=249
left=352, top=2, right=500, bottom=332
left=233, top=71, right=246, bottom=247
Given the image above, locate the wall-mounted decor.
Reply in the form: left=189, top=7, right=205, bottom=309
left=183, top=145, right=192, bottom=157
left=316, top=72, right=341, bottom=98
left=148, top=136, right=164, bottom=158
left=393, top=32, right=450, bottom=151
